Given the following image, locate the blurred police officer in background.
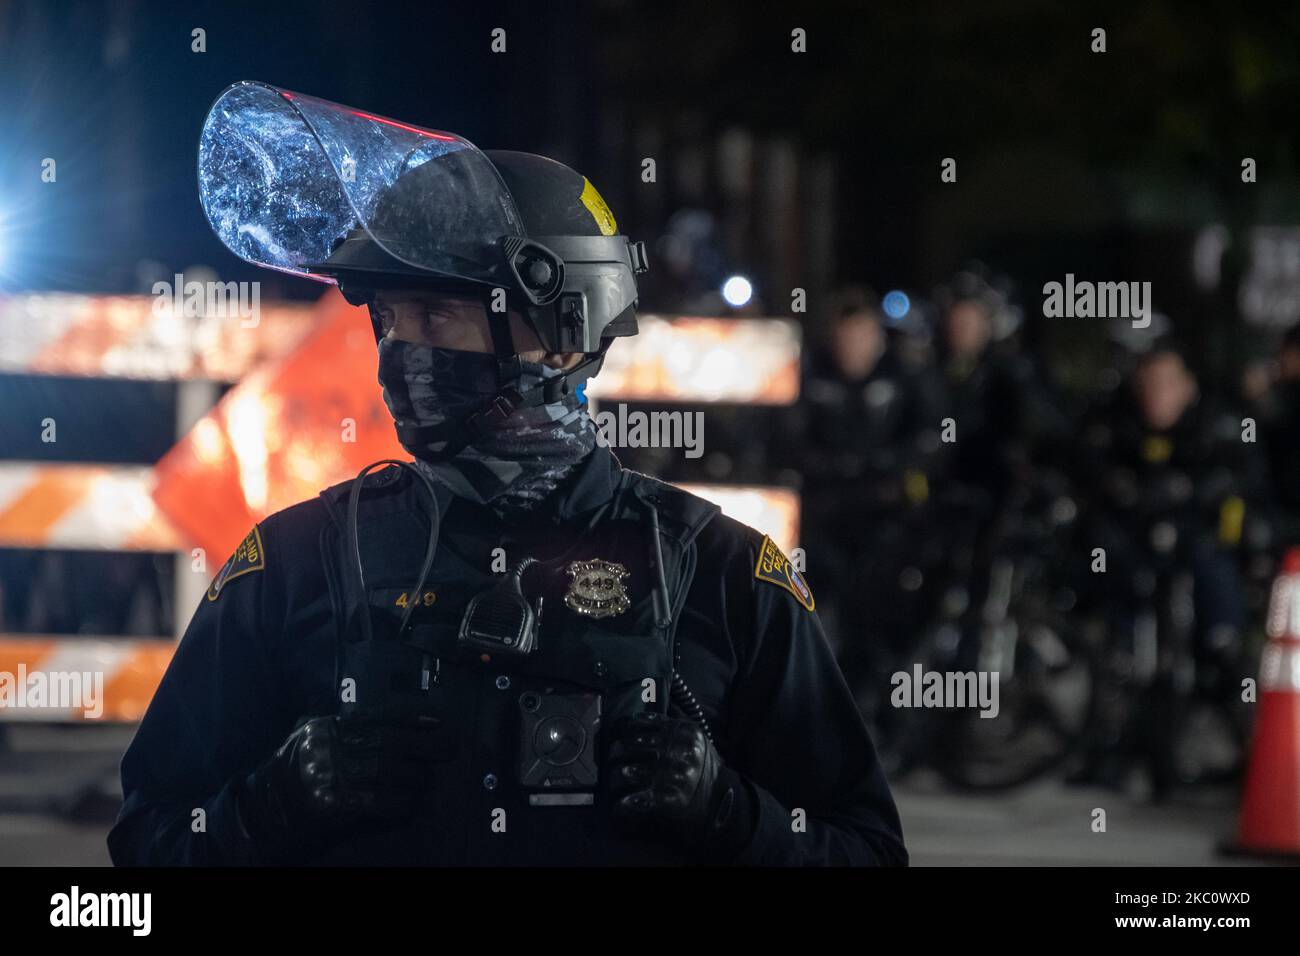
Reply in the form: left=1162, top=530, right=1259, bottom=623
left=793, top=287, right=945, bottom=705
left=1079, top=342, right=1265, bottom=657
left=932, top=269, right=1073, bottom=511
left=1074, top=339, right=1266, bottom=793
left=107, top=83, right=905, bottom=866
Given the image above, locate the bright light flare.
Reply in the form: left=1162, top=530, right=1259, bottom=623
left=883, top=290, right=910, bottom=319
left=722, top=275, right=753, bottom=308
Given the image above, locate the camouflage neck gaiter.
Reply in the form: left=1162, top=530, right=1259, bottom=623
left=376, top=337, right=597, bottom=518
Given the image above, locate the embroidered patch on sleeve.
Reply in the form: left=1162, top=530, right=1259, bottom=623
left=753, top=535, right=814, bottom=611
left=207, top=526, right=266, bottom=601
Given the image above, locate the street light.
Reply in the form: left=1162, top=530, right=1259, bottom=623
left=722, top=274, right=753, bottom=308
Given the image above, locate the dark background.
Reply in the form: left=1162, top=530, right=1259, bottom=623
left=4, top=1, right=1300, bottom=363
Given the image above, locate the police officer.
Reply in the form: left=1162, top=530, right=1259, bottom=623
left=107, top=83, right=905, bottom=866
left=793, top=289, right=945, bottom=701
left=1074, top=339, right=1265, bottom=793
left=1078, top=339, right=1265, bottom=643
left=932, top=268, right=1072, bottom=507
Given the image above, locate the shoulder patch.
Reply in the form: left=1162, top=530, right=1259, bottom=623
left=754, top=535, right=814, bottom=611
left=207, top=527, right=266, bottom=601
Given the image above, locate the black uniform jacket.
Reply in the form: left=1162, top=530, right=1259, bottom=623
left=108, top=447, right=906, bottom=866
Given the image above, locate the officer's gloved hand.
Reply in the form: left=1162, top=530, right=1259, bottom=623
left=606, top=712, right=756, bottom=861
left=237, top=715, right=441, bottom=861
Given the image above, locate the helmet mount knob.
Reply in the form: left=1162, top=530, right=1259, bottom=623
left=524, top=258, right=553, bottom=289
left=500, top=236, right=564, bottom=306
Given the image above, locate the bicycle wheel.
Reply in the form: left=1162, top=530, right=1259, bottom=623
left=935, top=612, right=1096, bottom=791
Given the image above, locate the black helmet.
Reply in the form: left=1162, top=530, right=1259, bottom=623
left=316, top=150, right=647, bottom=354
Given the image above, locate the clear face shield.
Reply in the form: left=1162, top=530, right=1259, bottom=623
left=198, top=81, right=644, bottom=356
left=197, top=81, right=526, bottom=289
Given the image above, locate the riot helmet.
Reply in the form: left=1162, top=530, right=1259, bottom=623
left=197, top=80, right=647, bottom=451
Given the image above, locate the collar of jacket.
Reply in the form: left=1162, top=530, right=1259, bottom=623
left=436, top=444, right=624, bottom=534
left=318, top=446, right=626, bottom=552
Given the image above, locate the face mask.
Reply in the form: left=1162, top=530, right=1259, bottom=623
left=377, top=337, right=597, bottom=511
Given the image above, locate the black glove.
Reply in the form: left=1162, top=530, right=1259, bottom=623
left=606, top=712, right=756, bottom=860
left=236, top=715, right=445, bottom=861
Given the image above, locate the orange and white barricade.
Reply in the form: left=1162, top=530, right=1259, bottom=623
left=0, top=292, right=802, bottom=721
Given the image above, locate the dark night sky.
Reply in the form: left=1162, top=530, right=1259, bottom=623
left=3, top=0, right=1300, bottom=397
left=5, top=1, right=1300, bottom=294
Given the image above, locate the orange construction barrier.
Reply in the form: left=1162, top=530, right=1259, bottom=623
left=1232, top=547, right=1300, bottom=857
left=0, top=638, right=174, bottom=722
left=0, top=293, right=314, bottom=381
left=0, top=463, right=183, bottom=551
left=151, top=293, right=402, bottom=560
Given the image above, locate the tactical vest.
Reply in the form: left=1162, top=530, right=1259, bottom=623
left=314, top=463, right=719, bottom=865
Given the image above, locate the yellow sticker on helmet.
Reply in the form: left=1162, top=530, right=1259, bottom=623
left=580, top=178, right=617, bottom=236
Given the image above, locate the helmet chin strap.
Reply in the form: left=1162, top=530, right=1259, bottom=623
left=378, top=298, right=607, bottom=461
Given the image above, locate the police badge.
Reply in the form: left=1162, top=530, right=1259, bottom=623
left=564, top=559, right=631, bottom=619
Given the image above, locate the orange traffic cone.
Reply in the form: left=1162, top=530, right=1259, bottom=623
left=1231, top=547, right=1300, bottom=857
